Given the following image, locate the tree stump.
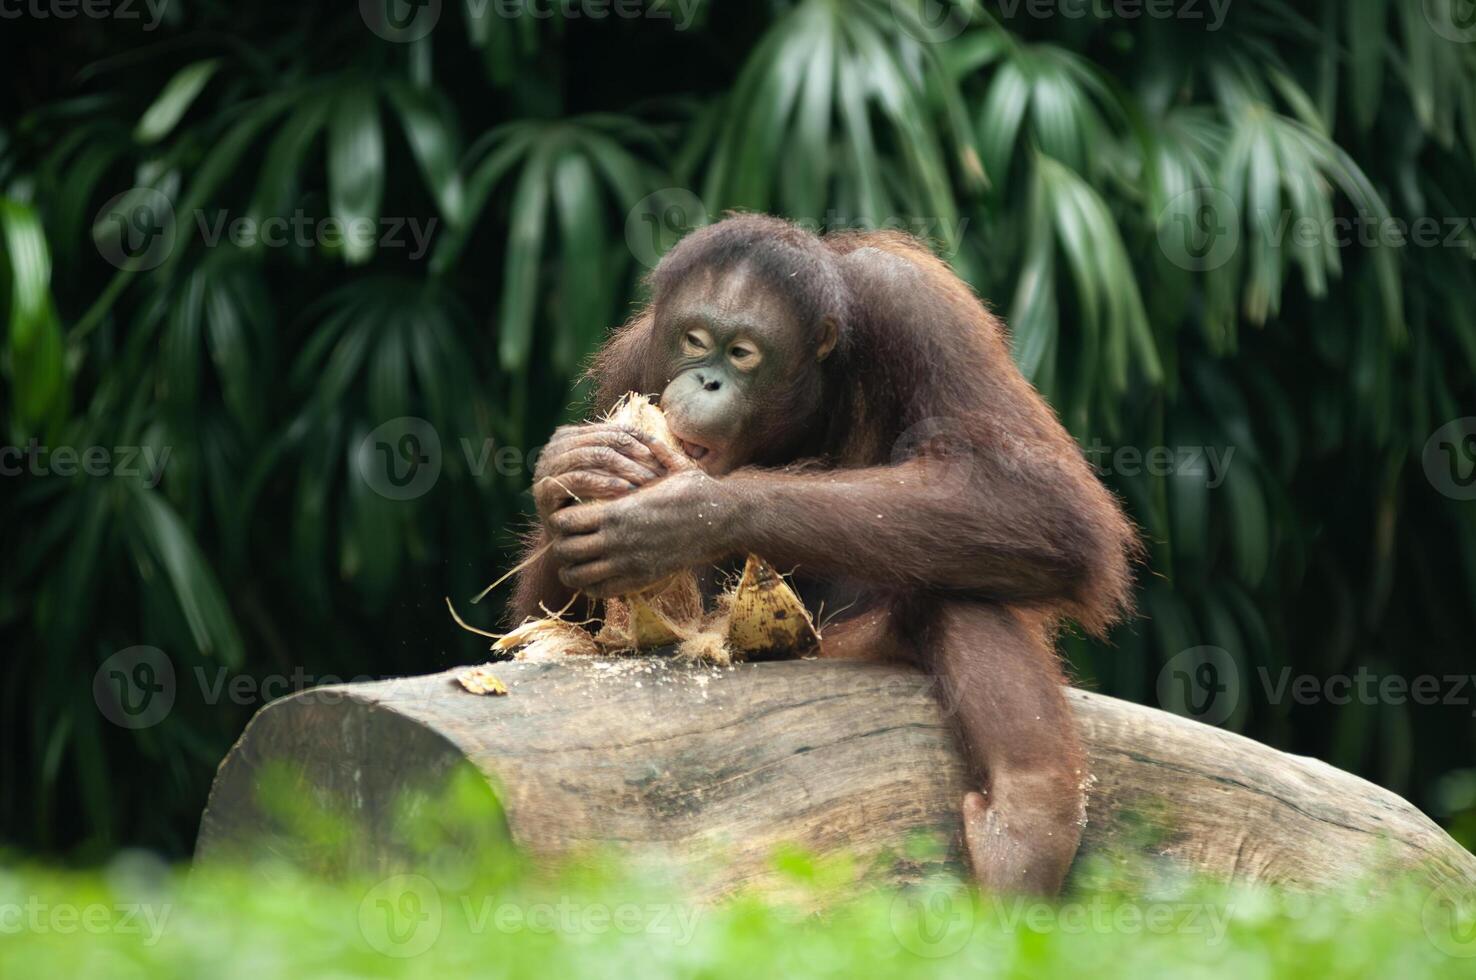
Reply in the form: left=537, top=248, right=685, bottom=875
left=196, top=659, right=1476, bottom=897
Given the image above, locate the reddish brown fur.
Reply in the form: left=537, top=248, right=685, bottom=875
left=514, top=214, right=1138, bottom=894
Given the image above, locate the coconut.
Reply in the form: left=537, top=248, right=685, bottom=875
left=454, top=393, right=820, bottom=663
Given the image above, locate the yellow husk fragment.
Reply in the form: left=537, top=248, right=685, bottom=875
left=455, top=665, right=509, bottom=696
left=724, top=554, right=820, bottom=659
left=469, top=393, right=820, bottom=663
left=596, top=570, right=705, bottom=650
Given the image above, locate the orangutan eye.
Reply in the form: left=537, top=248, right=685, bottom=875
left=728, top=341, right=761, bottom=370
left=682, top=330, right=712, bottom=355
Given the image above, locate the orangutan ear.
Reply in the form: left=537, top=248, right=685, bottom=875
left=816, top=316, right=839, bottom=362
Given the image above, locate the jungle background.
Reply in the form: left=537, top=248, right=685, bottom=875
left=3, top=0, right=1476, bottom=862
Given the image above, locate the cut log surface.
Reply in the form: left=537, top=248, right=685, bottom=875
left=196, top=659, right=1476, bottom=896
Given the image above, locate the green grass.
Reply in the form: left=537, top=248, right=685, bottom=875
left=3, top=852, right=1474, bottom=978
left=9, top=763, right=1473, bottom=976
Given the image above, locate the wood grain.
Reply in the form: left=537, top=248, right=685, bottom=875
left=196, top=659, right=1476, bottom=896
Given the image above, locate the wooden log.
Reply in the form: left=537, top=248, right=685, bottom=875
left=196, top=659, right=1476, bottom=896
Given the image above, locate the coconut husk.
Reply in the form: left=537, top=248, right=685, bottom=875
left=494, top=616, right=600, bottom=662
left=456, top=394, right=820, bottom=663
left=454, top=665, right=509, bottom=696
left=723, top=554, right=820, bottom=659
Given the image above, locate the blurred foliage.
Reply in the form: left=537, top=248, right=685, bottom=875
left=3, top=767, right=1474, bottom=976
left=7, top=864, right=1475, bottom=979
left=1, top=0, right=1475, bottom=859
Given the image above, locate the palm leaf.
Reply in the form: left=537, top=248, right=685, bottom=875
left=327, top=84, right=385, bottom=265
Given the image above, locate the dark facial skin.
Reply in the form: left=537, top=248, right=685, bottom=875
left=654, top=268, right=836, bottom=476
left=513, top=217, right=1139, bottom=897
left=527, top=267, right=834, bottom=595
